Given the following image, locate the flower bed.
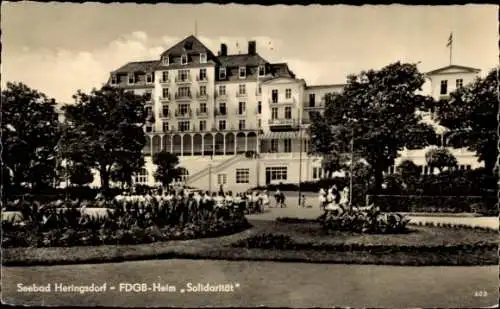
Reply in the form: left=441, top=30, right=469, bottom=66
left=2, top=199, right=250, bottom=248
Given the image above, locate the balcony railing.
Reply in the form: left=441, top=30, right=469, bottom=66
left=175, top=109, right=193, bottom=118
left=160, top=111, right=171, bottom=119
left=268, top=97, right=297, bottom=107
left=215, top=91, right=228, bottom=99
left=158, top=78, right=170, bottom=84
left=175, top=92, right=192, bottom=100
left=268, top=118, right=298, bottom=126
left=214, top=109, right=227, bottom=116
left=196, top=75, right=209, bottom=82
left=236, top=92, right=247, bottom=98
left=196, top=109, right=209, bottom=117
left=196, top=92, right=209, bottom=100
left=175, top=76, right=192, bottom=84
left=159, top=94, right=171, bottom=102
left=303, top=100, right=325, bottom=110
left=235, top=110, right=247, bottom=116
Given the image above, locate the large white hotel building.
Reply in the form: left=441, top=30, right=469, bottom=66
left=105, top=35, right=482, bottom=192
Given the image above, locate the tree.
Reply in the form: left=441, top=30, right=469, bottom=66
left=1, top=82, right=61, bottom=190
left=397, top=160, right=421, bottom=179
left=62, top=85, right=147, bottom=191
left=111, top=156, right=145, bottom=189
left=310, top=62, right=436, bottom=192
left=69, top=163, right=94, bottom=187
left=436, top=68, right=498, bottom=174
left=153, top=151, right=185, bottom=188
left=425, top=148, right=458, bottom=174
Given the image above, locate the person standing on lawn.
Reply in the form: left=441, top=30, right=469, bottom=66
left=260, top=190, right=270, bottom=211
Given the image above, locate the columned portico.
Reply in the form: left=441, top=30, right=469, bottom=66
left=146, top=130, right=261, bottom=157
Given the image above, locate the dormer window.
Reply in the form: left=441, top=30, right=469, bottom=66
left=258, top=65, right=265, bottom=76
left=200, top=53, right=207, bottom=64
left=181, top=54, right=188, bottom=65
left=219, top=67, right=226, bottom=80
left=162, top=56, right=169, bottom=66
left=111, top=74, right=117, bottom=85
left=128, top=73, right=135, bottom=85
left=146, top=73, right=153, bottom=84
left=239, top=66, right=246, bottom=79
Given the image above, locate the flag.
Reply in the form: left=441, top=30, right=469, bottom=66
left=446, top=33, right=453, bottom=47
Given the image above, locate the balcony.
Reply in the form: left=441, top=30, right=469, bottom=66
left=215, top=91, right=228, bottom=100
left=175, top=75, right=192, bottom=84
left=196, top=75, right=209, bottom=83
left=214, top=109, right=227, bottom=117
left=196, top=108, right=209, bottom=117
left=159, top=94, right=171, bottom=103
left=158, top=78, right=170, bottom=85
left=175, top=92, right=192, bottom=101
left=303, top=100, right=324, bottom=110
left=268, top=97, right=297, bottom=107
left=236, top=92, right=248, bottom=98
left=196, top=91, right=209, bottom=100
left=268, top=118, right=299, bottom=129
left=175, top=109, right=193, bottom=118
left=159, top=111, right=172, bottom=119
left=235, top=110, right=247, bottom=117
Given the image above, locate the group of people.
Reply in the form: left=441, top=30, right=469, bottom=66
left=111, top=187, right=280, bottom=214
left=318, top=185, right=350, bottom=215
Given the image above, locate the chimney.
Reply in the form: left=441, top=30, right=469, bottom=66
left=248, top=41, right=256, bottom=55
left=220, top=43, right=227, bottom=56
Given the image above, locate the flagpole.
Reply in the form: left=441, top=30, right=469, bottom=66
left=449, top=39, right=452, bottom=65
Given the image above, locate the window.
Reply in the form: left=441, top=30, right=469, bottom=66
left=199, top=85, right=207, bottom=96
left=162, top=56, right=169, bottom=66
left=258, top=86, right=262, bottom=95
left=111, top=75, right=117, bottom=84
left=199, top=53, right=207, bottom=63
left=456, top=79, right=463, bottom=88
left=145, top=106, right=153, bottom=116
left=144, top=91, right=152, bottom=101
left=285, top=107, right=292, bottom=119
left=239, top=66, right=246, bottom=78
left=128, top=73, right=135, bottom=84
left=239, top=120, right=245, bottom=130
left=440, top=80, right=448, bottom=95
left=162, top=88, right=170, bottom=99
left=219, top=120, right=226, bottom=130
left=219, top=103, right=226, bottom=115
left=178, top=121, right=190, bottom=132
left=271, top=107, right=278, bottom=120
left=219, top=85, right=226, bottom=95
left=423, top=166, right=429, bottom=175
left=466, top=165, right=471, bottom=170
left=285, top=89, right=292, bottom=99
left=284, top=139, right=292, bottom=153
left=179, top=104, right=189, bottom=114
left=258, top=65, right=265, bottom=76
left=146, top=73, right=153, bottom=84
left=161, top=71, right=168, bottom=83
left=178, top=70, right=189, bottom=81
left=199, top=120, right=206, bottom=131
left=145, top=126, right=152, bottom=133
left=162, top=122, right=169, bottom=132
left=257, top=101, right=262, bottom=114
left=162, top=105, right=169, bottom=117
left=272, top=89, right=278, bottom=103
left=181, top=54, right=188, bottom=65
left=258, top=119, right=262, bottom=128
left=313, top=167, right=319, bottom=180
left=219, top=67, right=226, bottom=79
left=217, top=174, right=227, bottom=185
left=199, top=68, right=207, bottom=81
left=266, top=167, right=287, bottom=181
left=135, top=168, right=149, bottom=184
left=271, top=139, right=279, bottom=152
left=178, top=86, right=190, bottom=97
left=236, top=169, right=250, bottom=184
left=309, top=93, right=315, bottom=107
left=239, top=84, right=246, bottom=95
left=238, top=102, right=246, bottom=115
left=200, top=103, right=207, bottom=113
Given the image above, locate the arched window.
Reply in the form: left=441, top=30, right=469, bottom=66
left=134, top=168, right=149, bottom=185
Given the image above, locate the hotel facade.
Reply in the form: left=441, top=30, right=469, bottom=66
left=105, top=35, right=482, bottom=192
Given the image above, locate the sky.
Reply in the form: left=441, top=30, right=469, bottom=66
left=2, top=3, right=498, bottom=103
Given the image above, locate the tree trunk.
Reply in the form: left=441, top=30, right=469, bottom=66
left=100, top=166, right=110, bottom=191
left=374, top=168, right=384, bottom=194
